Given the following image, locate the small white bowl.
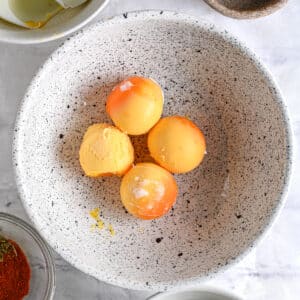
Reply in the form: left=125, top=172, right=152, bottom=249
left=148, top=287, right=242, bottom=300
left=0, top=0, right=109, bottom=44
left=203, top=0, right=288, bottom=19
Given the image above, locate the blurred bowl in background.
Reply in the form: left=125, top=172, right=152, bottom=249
left=203, top=0, right=288, bottom=19
left=0, top=0, right=109, bottom=44
left=148, top=287, right=242, bottom=300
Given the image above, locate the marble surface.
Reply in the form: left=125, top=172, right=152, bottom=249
left=0, top=0, right=299, bottom=299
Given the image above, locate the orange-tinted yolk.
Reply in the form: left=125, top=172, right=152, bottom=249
left=120, top=163, right=178, bottom=220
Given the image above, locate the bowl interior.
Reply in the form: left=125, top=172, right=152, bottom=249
left=14, top=12, right=291, bottom=290
left=0, top=0, right=108, bottom=44
left=0, top=214, right=55, bottom=299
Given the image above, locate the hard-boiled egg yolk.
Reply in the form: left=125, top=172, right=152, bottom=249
left=106, top=76, right=164, bottom=135
left=79, top=123, right=134, bottom=177
left=148, top=116, right=206, bottom=174
left=120, top=163, right=178, bottom=220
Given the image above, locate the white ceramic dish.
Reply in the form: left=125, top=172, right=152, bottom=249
left=148, top=287, right=242, bottom=300
left=13, top=11, right=292, bottom=291
left=0, top=0, right=109, bottom=44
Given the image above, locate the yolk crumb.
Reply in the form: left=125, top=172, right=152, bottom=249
left=97, top=219, right=105, bottom=230
left=89, top=208, right=115, bottom=236
left=89, top=207, right=100, bottom=220
left=108, top=224, right=115, bottom=236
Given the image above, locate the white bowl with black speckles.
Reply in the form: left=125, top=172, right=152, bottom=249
left=13, top=11, right=293, bottom=291
left=0, top=0, right=109, bottom=44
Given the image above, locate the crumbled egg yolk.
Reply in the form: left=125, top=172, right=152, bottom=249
left=108, top=224, right=115, bottom=236
left=89, top=207, right=100, bottom=220
left=89, top=208, right=115, bottom=236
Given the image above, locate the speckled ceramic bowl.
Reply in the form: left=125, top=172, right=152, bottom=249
left=0, top=0, right=109, bottom=44
left=13, top=11, right=292, bottom=291
left=203, top=0, right=288, bottom=19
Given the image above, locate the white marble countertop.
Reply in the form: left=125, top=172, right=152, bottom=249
left=1, top=0, right=300, bottom=299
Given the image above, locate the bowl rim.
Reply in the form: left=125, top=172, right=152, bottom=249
left=12, top=10, right=294, bottom=291
left=203, top=0, right=288, bottom=19
left=0, top=212, right=56, bottom=300
left=0, top=0, right=110, bottom=45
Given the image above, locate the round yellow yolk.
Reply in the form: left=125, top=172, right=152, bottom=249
left=148, top=116, right=206, bottom=174
left=79, top=123, right=134, bottom=177
left=106, top=76, right=164, bottom=135
left=120, top=163, right=178, bottom=220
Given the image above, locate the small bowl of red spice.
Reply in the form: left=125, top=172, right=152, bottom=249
left=0, top=213, right=55, bottom=300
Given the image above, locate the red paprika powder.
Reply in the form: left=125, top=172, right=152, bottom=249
left=0, top=236, right=31, bottom=300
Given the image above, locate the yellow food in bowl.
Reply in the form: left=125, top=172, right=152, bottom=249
left=79, top=123, right=134, bottom=177
left=106, top=76, right=164, bottom=135
left=120, top=163, right=178, bottom=220
left=148, top=116, right=206, bottom=174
